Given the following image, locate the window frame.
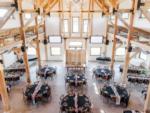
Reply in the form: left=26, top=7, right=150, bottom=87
left=0, top=8, right=8, bottom=18
left=64, top=19, right=69, bottom=33
left=83, top=19, right=88, bottom=33
left=140, top=52, right=147, bottom=61
left=90, top=36, right=103, bottom=44
left=90, top=47, right=101, bottom=56
left=116, top=47, right=125, bottom=56
left=51, top=47, right=61, bottom=56
left=121, top=13, right=129, bottom=19
left=49, top=36, right=62, bottom=44
left=72, top=17, right=79, bottom=33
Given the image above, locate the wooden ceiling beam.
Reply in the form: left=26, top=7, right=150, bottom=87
left=95, top=0, right=109, bottom=14
left=45, top=0, right=59, bottom=14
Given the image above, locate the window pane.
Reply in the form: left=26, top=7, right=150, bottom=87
left=91, top=36, right=103, bottom=44
left=110, top=15, right=115, bottom=20
left=91, top=48, right=101, bottom=56
left=122, top=13, right=129, bottom=19
left=116, top=48, right=125, bottom=56
left=27, top=47, right=36, bottom=55
left=69, top=42, right=82, bottom=47
left=73, top=17, right=79, bottom=32
left=49, top=36, right=61, bottom=43
left=51, top=47, right=61, bottom=56
left=25, top=13, right=32, bottom=19
left=140, top=52, right=147, bottom=60
left=83, top=20, right=88, bottom=33
left=64, top=19, right=68, bottom=32
left=0, top=9, right=8, bottom=17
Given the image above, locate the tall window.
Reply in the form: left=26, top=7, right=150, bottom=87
left=140, top=52, right=147, bottom=61
left=0, top=9, right=8, bottom=18
left=91, top=36, right=103, bottom=44
left=69, top=41, right=82, bottom=50
left=83, top=19, right=88, bottom=33
left=49, top=36, right=61, bottom=43
left=64, top=19, right=68, bottom=33
left=91, top=48, right=101, bottom=56
left=27, top=47, right=36, bottom=55
left=116, top=48, right=125, bottom=56
left=122, top=13, right=129, bottom=19
left=51, top=47, right=61, bottom=56
left=73, top=17, right=79, bottom=33
left=25, top=13, right=32, bottom=19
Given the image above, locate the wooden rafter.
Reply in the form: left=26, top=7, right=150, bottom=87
left=95, top=0, right=109, bottom=14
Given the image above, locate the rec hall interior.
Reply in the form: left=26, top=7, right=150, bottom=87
left=0, top=0, right=150, bottom=113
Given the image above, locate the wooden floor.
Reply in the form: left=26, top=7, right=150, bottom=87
left=0, top=61, right=145, bottom=113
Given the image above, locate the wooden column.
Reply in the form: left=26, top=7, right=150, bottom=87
left=43, top=18, right=48, bottom=61
left=121, top=0, right=136, bottom=83
left=18, top=0, right=31, bottom=83
left=103, top=16, right=109, bottom=56
left=64, top=38, right=67, bottom=65
left=69, top=0, right=72, bottom=38
left=144, top=84, right=150, bottom=113
left=0, top=64, right=10, bottom=113
left=110, top=14, right=118, bottom=71
left=80, top=0, right=83, bottom=39
left=35, top=16, right=41, bottom=68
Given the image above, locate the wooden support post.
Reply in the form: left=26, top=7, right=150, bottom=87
left=88, top=0, right=92, bottom=38
left=103, top=16, right=109, bottom=56
left=110, top=14, right=118, bottom=71
left=69, top=0, right=72, bottom=38
left=35, top=16, right=41, bottom=68
left=80, top=0, right=83, bottom=39
left=64, top=38, right=67, bottom=65
left=0, top=64, right=11, bottom=113
left=43, top=17, right=48, bottom=61
left=121, top=0, right=136, bottom=83
left=144, top=84, right=150, bottom=113
left=18, top=0, right=31, bottom=83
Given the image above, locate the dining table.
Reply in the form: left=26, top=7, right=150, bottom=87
left=60, top=93, right=91, bottom=113
left=37, top=66, right=56, bottom=79
left=24, top=82, right=51, bottom=104
left=101, top=84, right=130, bottom=107
left=93, top=68, right=112, bottom=80
left=65, top=73, right=87, bottom=87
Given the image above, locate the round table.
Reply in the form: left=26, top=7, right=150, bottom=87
left=101, top=84, right=129, bottom=107
left=93, top=68, right=112, bottom=80
left=23, top=83, right=51, bottom=104
left=65, top=74, right=87, bottom=87
left=60, top=94, right=91, bottom=113
left=37, top=66, right=56, bottom=79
